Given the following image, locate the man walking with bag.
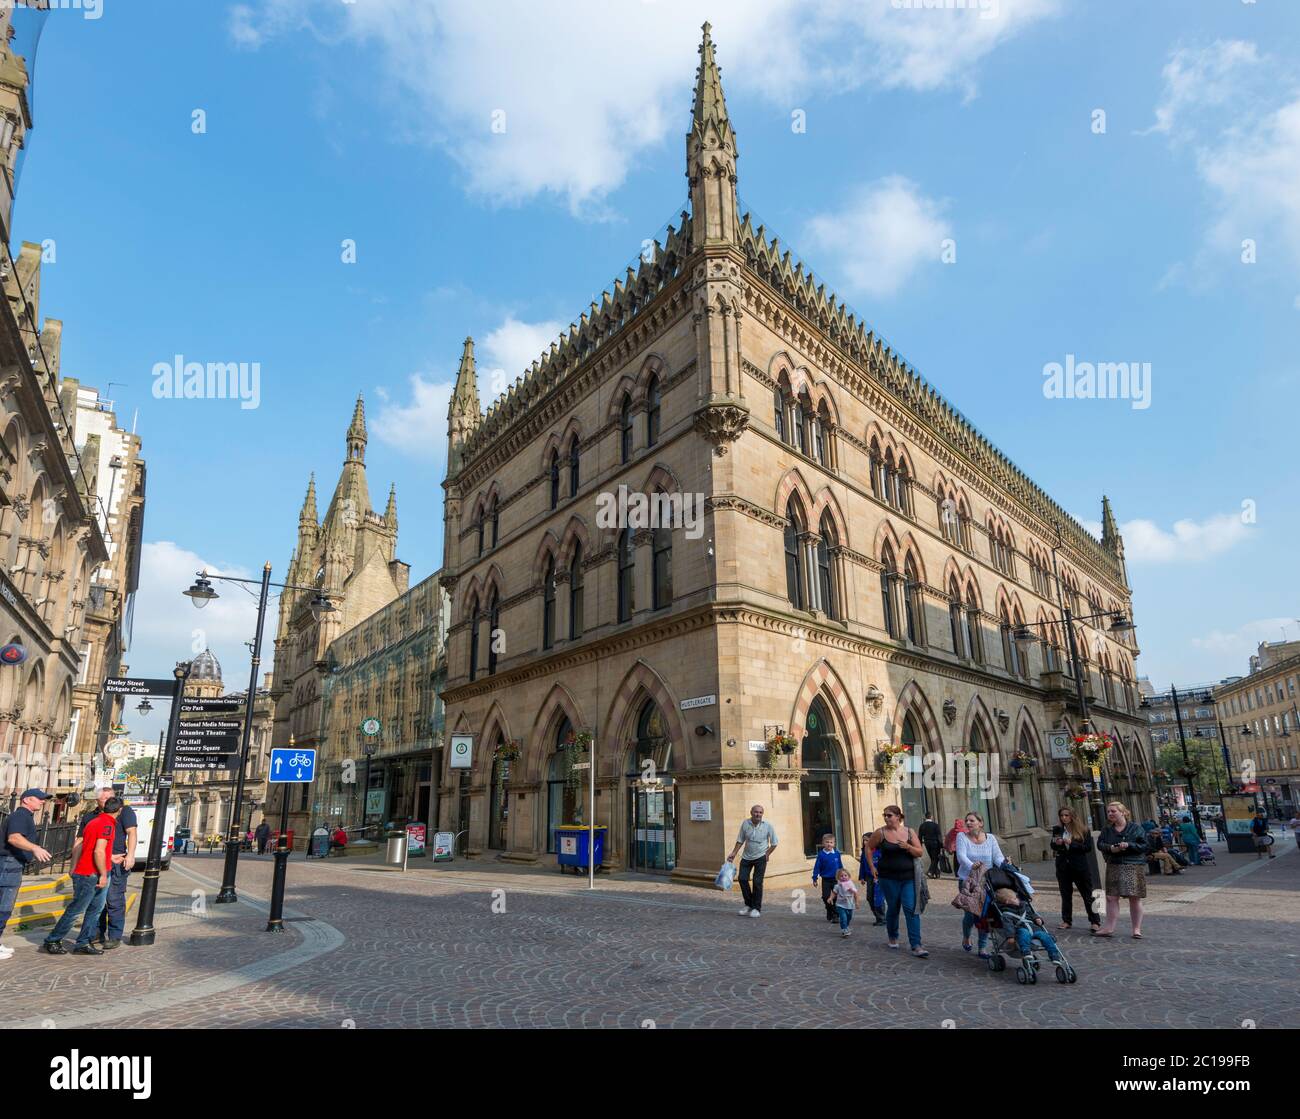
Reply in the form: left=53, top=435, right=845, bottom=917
left=918, top=813, right=943, bottom=878
left=727, top=805, right=778, bottom=918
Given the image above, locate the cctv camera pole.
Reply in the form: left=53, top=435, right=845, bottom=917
left=215, top=562, right=272, bottom=904
left=130, top=660, right=192, bottom=946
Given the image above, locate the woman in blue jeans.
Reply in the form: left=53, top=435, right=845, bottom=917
left=866, top=805, right=929, bottom=958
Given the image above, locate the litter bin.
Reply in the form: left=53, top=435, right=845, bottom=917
left=385, top=833, right=408, bottom=868
left=272, top=829, right=295, bottom=852
left=554, top=825, right=605, bottom=873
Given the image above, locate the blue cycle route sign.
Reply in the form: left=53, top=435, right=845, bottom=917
left=269, top=747, right=316, bottom=783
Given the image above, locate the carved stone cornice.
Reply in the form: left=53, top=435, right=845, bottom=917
left=706, top=494, right=785, bottom=530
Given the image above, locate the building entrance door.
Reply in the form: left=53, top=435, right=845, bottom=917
left=800, top=699, right=846, bottom=856
left=625, top=699, right=675, bottom=873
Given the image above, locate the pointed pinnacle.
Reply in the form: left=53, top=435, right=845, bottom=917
left=347, top=393, right=367, bottom=444
left=692, top=21, right=731, bottom=134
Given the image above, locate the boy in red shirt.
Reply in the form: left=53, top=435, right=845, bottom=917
left=42, top=796, right=123, bottom=956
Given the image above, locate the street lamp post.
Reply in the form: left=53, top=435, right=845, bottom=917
left=183, top=566, right=335, bottom=905
left=1167, top=685, right=1205, bottom=841
left=1012, top=604, right=1134, bottom=829
left=129, top=660, right=192, bottom=947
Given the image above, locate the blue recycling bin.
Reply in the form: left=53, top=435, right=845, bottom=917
left=554, top=826, right=606, bottom=873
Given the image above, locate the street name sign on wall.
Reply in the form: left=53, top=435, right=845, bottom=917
left=269, top=747, right=316, bottom=783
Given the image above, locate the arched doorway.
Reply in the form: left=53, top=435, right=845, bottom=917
left=1004, top=724, right=1040, bottom=832
left=898, top=713, right=930, bottom=827
left=488, top=731, right=509, bottom=850
left=800, top=698, right=846, bottom=855
left=545, top=716, right=576, bottom=853
left=626, top=699, right=675, bottom=872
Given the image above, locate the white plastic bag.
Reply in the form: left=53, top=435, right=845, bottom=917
left=714, top=860, right=736, bottom=890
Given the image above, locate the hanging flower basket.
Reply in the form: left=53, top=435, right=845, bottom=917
left=765, top=731, right=797, bottom=763
left=1176, top=766, right=1197, bottom=779
left=1063, top=782, right=1088, bottom=801
left=559, top=730, right=592, bottom=790
left=1152, top=768, right=1170, bottom=780
left=1010, top=750, right=1037, bottom=774
left=875, top=743, right=911, bottom=782
left=1070, top=733, right=1113, bottom=769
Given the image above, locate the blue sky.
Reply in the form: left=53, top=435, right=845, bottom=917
left=14, top=0, right=1299, bottom=741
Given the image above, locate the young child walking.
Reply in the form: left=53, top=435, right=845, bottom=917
left=811, top=832, right=846, bottom=922
left=832, top=868, right=859, bottom=937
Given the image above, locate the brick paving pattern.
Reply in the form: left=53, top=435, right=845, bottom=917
left=2, top=836, right=1296, bottom=1028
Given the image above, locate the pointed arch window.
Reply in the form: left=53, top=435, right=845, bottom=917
left=895, top=459, right=911, bottom=515
left=881, top=544, right=898, bottom=639
left=903, top=555, right=922, bottom=644
left=468, top=595, right=481, bottom=681
left=569, top=544, right=584, bottom=639
left=869, top=440, right=883, bottom=500
left=949, top=577, right=966, bottom=658
left=814, top=403, right=829, bottom=466
left=487, top=589, right=500, bottom=674
left=796, top=391, right=811, bottom=456
left=816, top=512, right=837, bottom=620
left=567, top=436, right=580, bottom=497
left=1000, top=604, right=1020, bottom=676
left=475, top=508, right=485, bottom=556
left=785, top=500, right=805, bottom=610
left=620, top=394, right=633, bottom=463
left=964, top=587, right=982, bottom=664
left=548, top=450, right=559, bottom=511
left=645, top=375, right=661, bottom=447
left=652, top=513, right=672, bottom=611
left=542, top=559, right=556, bottom=650
left=773, top=386, right=785, bottom=443
left=489, top=495, right=499, bottom=548
left=617, top=528, right=635, bottom=622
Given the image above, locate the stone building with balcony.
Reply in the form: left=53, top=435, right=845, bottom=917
left=437, top=27, right=1152, bottom=886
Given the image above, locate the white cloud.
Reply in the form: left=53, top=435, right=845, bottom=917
left=1146, top=40, right=1300, bottom=279
left=1143, top=40, right=1261, bottom=137
left=1191, top=617, right=1300, bottom=659
left=128, top=541, right=274, bottom=686
left=228, top=0, right=1057, bottom=212
left=479, top=315, right=566, bottom=395
left=372, top=374, right=454, bottom=460
left=803, top=176, right=951, bottom=298
left=1080, top=512, right=1251, bottom=564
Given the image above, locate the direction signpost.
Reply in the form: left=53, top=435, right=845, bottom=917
left=266, top=743, right=316, bottom=933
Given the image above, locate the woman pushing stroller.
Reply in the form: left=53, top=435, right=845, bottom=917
left=982, top=863, right=1078, bottom=986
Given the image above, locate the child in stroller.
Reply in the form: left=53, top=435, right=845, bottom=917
left=1196, top=841, right=1216, bottom=865
left=981, top=863, right=1077, bottom=985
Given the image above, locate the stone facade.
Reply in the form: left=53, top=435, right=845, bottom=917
left=268, top=397, right=410, bottom=844
left=1215, top=640, right=1300, bottom=817
left=313, top=571, right=448, bottom=836
left=437, top=26, right=1152, bottom=887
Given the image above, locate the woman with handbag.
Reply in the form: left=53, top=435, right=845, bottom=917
left=1095, top=801, right=1149, bottom=939
left=955, top=811, right=1008, bottom=959
left=1051, top=806, right=1100, bottom=931
left=865, top=806, right=929, bottom=957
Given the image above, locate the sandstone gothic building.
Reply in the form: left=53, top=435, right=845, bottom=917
left=269, top=397, right=409, bottom=841
left=438, top=26, right=1151, bottom=885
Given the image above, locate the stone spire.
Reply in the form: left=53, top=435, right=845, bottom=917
left=687, top=22, right=739, bottom=246
left=1101, top=495, right=1120, bottom=552
left=447, top=337, right=481, bottom=476
left=299, top=473, right=317, bottom=529
left=384, top=483, right=398, bottom=533
left=346, top=393, right=367, bottom=464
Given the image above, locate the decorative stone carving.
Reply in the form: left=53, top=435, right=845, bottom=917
left=942, top=698, right=957, bottom=725
left=864, top=684, right=884, bottom=717
left=692, top=397, right=750, bottom=456
left=995, top=708, right=1010, bottom=733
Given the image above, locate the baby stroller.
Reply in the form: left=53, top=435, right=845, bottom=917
left=980, top=863, right=1077, bottom=986
left=1196, top=842, right=1216, bottom=865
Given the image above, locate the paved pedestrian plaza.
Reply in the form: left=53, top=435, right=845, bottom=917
left=3, top=836, right=1296, bottom=1030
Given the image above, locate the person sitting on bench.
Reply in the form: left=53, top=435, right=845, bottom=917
left=330, top=825, right=348, bottom=854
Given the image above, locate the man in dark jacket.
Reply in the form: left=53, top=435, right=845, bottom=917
left=917, top=814, right=943, bottom=878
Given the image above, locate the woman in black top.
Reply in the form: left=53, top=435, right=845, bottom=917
left=1050, top=805, right=1099, bottom=931
left=1095, top=801, right=1150, bottom=939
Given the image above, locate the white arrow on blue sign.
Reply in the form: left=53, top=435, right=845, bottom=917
left=269, top=747, right=317, bottom=783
